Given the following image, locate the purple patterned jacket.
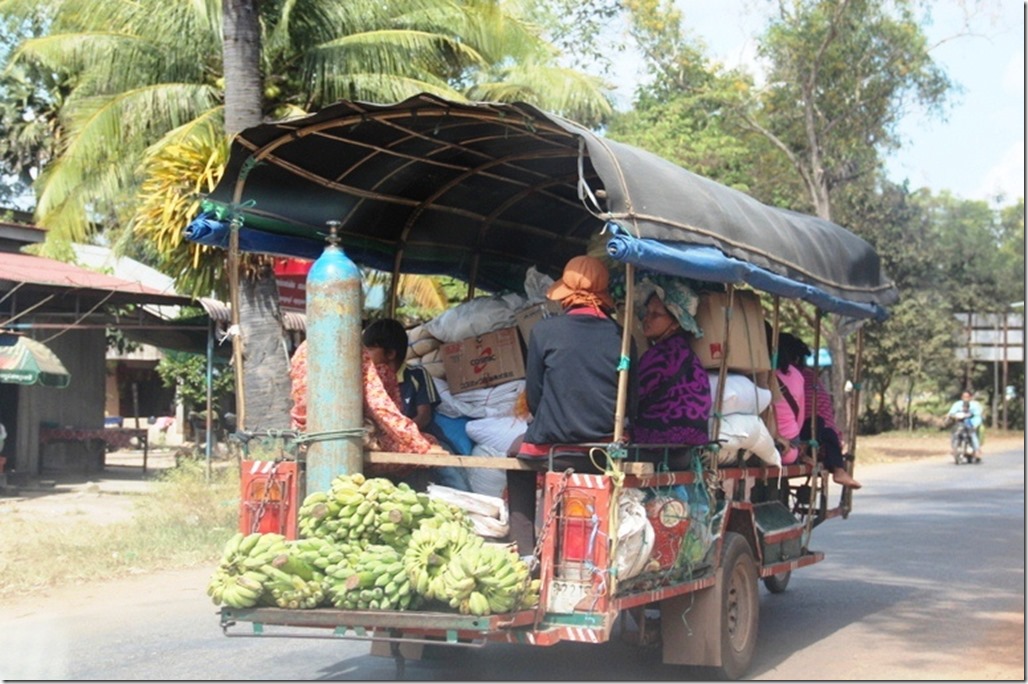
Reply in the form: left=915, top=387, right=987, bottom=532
left=633, top=332, right=712, bottom=446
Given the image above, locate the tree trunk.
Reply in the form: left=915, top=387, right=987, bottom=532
left=238, top=268, right=294, bottom=430
left=222, top=0, right=263, bottom=138
left=222, top=0, right=293, bottom=431
left=827, top=319, right=848, bottom=430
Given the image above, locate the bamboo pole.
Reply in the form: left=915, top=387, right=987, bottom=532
left=710, top=285, right=736, bottom=448
left=802, top=309, right=823, bottom=548
left=842, top=327, right=864, bottom=518
left=612, top=263, right=635, bottom=444
left=228, top=215, right=245, bottom=431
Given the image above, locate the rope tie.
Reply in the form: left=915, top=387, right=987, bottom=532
left=294, top=427, right=368, bottom=445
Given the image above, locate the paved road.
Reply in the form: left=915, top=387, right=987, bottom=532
left=1, top=448, right=1023, bottom=680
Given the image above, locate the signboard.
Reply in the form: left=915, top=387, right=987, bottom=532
left=954, top=312, right=1025, bottom=363
left=274, top=258, right=312, bottom=312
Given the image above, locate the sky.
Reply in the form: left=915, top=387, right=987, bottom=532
left=605, top=0, right=1025, bottom=204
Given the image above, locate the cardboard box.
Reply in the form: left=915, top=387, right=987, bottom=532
left=441, top=327, right=526, bottom=394
left=514, top=300, right=563, bottom=344
left=691, top=290, right=772, bottom=372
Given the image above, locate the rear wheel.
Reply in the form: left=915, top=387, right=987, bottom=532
left=762, top=569, right=791, bottom=594
left=715, top=532, right=760, bottom=680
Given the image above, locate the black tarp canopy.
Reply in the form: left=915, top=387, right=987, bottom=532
left=194, top=93, right=897, bottom=320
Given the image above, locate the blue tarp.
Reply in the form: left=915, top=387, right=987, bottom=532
left=605, top=225, right=889, bottom=321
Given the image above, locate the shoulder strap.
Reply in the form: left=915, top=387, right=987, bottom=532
left=778, top=376, right=801, bottom=417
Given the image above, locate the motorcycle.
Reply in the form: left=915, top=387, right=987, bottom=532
left=947, top=410, right=981, bottom=465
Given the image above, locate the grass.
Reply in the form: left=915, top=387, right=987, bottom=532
left=0, top=460, right=240, bottom=600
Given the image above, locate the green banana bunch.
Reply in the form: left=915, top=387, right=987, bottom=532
left=403, top=519, right=482, bottom=606
left=299, top=473, right=466, bottom=555
left=437, top=541, right=539, bottom=615
left=207, top=568, right=268, bottom=608
left=327, top=544, right=418, bottom=611
left=206, top=531, right=290, bottom=607
left=259, top=562, right=326, bottom=609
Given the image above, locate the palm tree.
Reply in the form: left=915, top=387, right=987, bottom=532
left=2, top=0, right=613, bottom=430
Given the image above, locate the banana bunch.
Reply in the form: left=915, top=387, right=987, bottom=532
left=206, top=531, right=289, bottom=608
left=260, top=558, right=326, bottom=609
left=327, top=544, right=419, bottom=611
left=403, top=519, right=480, bottom=605
left=299, top=473, right=468, bottom=555
left=439, top=541, right=541, bottom=615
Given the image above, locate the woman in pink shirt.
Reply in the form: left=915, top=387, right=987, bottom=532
left=771, top=331, right=861, bottom=489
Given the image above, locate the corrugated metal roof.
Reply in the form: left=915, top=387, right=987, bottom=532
left=0, top=251, right=191, bottom=304
left=199, top=297, right=306, bottom=332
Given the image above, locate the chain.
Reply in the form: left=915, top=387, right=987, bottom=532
left=529, top=468, right=574, bottom=569
left=249, top=458, right=282, bottom=534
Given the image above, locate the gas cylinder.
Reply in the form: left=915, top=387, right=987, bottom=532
left=304, top=221, right=363, bottom=494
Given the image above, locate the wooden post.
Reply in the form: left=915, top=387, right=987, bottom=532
left=1002, top=309, right=1009, bottom=431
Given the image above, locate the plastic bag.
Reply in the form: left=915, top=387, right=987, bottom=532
left=615, top=489, right=655, bottom=581
left=523, top=266, right=555, bottom=302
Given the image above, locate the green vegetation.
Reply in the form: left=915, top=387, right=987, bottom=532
left=0, top=461, right=239, bottom=600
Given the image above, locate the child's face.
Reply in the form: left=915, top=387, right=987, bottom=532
left=365, top=345, right=390, bottom=367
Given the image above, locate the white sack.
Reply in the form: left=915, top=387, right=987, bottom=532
left=427, top=480, right=509, bottom=538
left=427, top=483, right=506, bottom=520
left=434, top=378, right=524, bottom=419
left=423, top=293, right=526, bottom=342
left=406, top=325, right=442, bottom=360
left=466, top=444, right=508, bottom=498
left=708, top=372, right=772, bottom=415
left=710, top=413, right=781, bottom=467
left=466, top=415, right=529, bottom=455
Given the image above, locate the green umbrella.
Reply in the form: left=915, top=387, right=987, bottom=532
left=0, top=333, right=71, bottom=388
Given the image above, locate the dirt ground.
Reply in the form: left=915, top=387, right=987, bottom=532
left=0, top=449, right=181, bottom=527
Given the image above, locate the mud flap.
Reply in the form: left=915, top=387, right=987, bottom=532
left=660, top=571, right=722, bottom=667
left=369, top=638, right=424, bottom=660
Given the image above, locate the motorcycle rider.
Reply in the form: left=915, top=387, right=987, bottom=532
left=946, top=390, right=984, bottom=461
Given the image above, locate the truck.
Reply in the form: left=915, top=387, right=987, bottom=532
left=188, top=94, right=899, bottom=679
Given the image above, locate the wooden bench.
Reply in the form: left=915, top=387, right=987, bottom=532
left=363, top=451, right=656, bottom=475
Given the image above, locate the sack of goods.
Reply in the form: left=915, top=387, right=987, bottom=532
left=427, top=484, right=509, bottom=539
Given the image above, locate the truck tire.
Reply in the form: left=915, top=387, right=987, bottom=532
left=716, top=532, right=760, bottom=680
left=762, top=570, right=791, bottom=594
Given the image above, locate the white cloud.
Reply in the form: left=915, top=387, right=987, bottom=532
left=975, top=140, right=1025, bottom=201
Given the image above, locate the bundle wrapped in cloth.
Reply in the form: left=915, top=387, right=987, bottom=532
left=707, top=372, right=781, bottom=467
left=427, top=484, right=509, bottom=539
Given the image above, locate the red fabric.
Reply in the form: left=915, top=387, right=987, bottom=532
left=289, top=341, right=439, bottom=478
left=801, top=367, right=842, bottom=442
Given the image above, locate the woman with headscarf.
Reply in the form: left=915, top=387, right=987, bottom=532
left=632, top=276, right=711, bottom=463
left=506, top=255, right=637, bottom=558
